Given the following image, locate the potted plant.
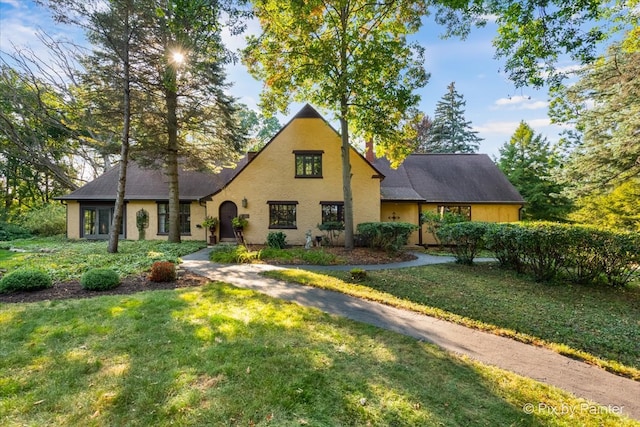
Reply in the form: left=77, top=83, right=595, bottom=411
left=232, top=216, right=248, bottom=230
left=202, top=216, right=219, bottom=244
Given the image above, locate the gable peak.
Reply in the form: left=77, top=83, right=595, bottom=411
left=293, top=104, right=323, bottom=119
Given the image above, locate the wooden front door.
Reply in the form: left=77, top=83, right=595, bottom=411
left=219, top=201, right=237, bottom=239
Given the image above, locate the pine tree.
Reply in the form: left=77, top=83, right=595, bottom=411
left=426, top=82, right=481, bottom=153
left=498, top=122, right=571, bottom=221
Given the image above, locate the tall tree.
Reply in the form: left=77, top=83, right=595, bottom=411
left=411, top=114, right=434, bottom=154
left=569, top=179, right=640, bottom=232
left=243, top=0, right=428, bottom=249
left=550, top=43, right=640, bottom=197
left=238, top=105, right=282, bottom=151
left=426, top=82, right=481, bottom=153
left=497, top=121, right=571, bottom=221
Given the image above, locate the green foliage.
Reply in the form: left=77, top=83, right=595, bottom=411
left=436, top=222, right=489, bottom=265
left=149, top=261, right=177, bottom=283
left=80, top=268, right=120, bottom=291
left=209, top=245, right=260, bottom=264
left=551, top=44, right=640, bottom=195
left=231, top=216, right=248, bottom=229
left=15, top=203, right=66, bottom=236
left=484, top=222, right=640, bottom=286
left=569, top=179, right=640, bottom=232
left=266, top=231, right=287, bottom=249
left=317, top=221, right=344, bottom=246
left=0, top=269, right=52, bottom=293
left=356, top=222, right=418, bottom=254
left=0, top=221, right=32, bottom=241
left=497, top=122, right=571, bottom=221
left=424, top=82, right=482, bottom=153
left=420, top=210, right=467, bottom=246
left=350, top=268, right=367, bottom=281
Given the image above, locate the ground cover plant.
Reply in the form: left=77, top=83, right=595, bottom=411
left=265, top=263, right=640, bottom=380
left=0, top=237, right=206, bottom=282
left=1, top=282, right=635, bottom=426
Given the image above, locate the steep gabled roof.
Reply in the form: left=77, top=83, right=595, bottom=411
left=374, top=154, right=524, bottom=204
left=56, top=161, right=238, bottom=201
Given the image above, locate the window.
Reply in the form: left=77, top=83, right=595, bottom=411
left=438, top=205, right=471, bottom=221
left=294, top=151, right=323, bottom=178
left=268, top=201, right=297, bottom=229
left=321, top=202, right=344, bottom=223
left=81, top=205, right=123, bottom=239
left=158, top=202, right=191, bottom=234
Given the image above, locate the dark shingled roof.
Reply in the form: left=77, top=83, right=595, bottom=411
left=374, top=154, right=524, bottom=204
left=56, top=161, right=242, bottom=201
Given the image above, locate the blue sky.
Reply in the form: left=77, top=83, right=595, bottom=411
left=0, top=0, right=570, bottom=159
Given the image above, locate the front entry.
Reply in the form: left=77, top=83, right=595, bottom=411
left=219, top=201, right=238, bottom=240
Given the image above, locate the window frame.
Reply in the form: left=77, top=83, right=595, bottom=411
left=157, top=202, right=191, bottom=235
left=437, top=205, right=471, bottom=221
left=80, top=204, right=124, bottom=239
left=294, top=150, right=323, bottom=178
left=268, top=201, right=298, bottom=229
left=320, top=201, right=344, bottom=224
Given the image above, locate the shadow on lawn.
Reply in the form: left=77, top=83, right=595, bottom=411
left=1, top=283, right=632, bottom=426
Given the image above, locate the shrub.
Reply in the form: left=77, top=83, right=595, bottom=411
left=484, top=223, right=524, bottom=272
left=149, top=261, right=177, bottom=282
left=80, top=268, right=120, bottom=291
left=350, top=268, right=367, bottom=281
left=436, top=222, right=489, bottom=265
left=420, top=211, right=468, bottom=246
left=356, top=222, right=418, bottom=254
left=0, top=222, right=32, bottom=241
left=16, top=203, right=66, bottom=236
left=209, top=245, right=260, bottom=264
left=515, top=222, right=570, bottom=282
left=0, top=269, right=52, bottom=293
left=317, top=221, right=344, bottom=246
left=266, top=231, right=287, bottom=249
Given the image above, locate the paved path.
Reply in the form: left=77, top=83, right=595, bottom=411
left=181, top=248, right=640, bottom=421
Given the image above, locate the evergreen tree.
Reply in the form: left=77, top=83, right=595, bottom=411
left=411, top=114, right=434, bottom=154
left=498, top=122, right=571, bottom=221
left=426, top=82, right=481, bottom=153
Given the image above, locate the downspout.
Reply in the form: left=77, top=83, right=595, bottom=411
left=418, top=202, right=423, bottom=246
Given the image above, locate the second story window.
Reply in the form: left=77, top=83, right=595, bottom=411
left=294, top=151, right=323, bottom=178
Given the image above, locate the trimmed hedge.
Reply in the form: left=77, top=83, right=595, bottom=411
left=448, top=221, right=639, bottom=286
left=357, top=222, right=418, bottom=254
left=80, top=268, right=121, bottom=291
left=436, top=222, right=488, bottom=265
left=0, top=269, right=52, bottom=293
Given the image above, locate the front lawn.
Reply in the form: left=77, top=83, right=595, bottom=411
left=1, top=283, right=635, bottom=426
left=264, top=263, right=640, bottom=379
left=1, top=237, right=206, bottom=281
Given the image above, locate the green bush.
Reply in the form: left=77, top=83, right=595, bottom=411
left=80, top=268, right=120, bottom=291
left=484, top=223, right=524, bottom=272
left=210, top=245, right=260, bottom=263
left=437, top=222, right=489, bottom=265
left=420, top=211, right=468, bottom=246
left=16, top=203, right=66, bottom=236
left=356, top=222, right=418, bottom=254
left=0, top=269, right=52, bottom=293
left=0, top=222, right=32, bottom=241
left=266, top=231, right=287, bottom=249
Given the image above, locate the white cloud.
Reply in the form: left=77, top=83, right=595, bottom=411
left=492, top=95, right=548, bottom=111
left=0, top=0, right=23, bottom=8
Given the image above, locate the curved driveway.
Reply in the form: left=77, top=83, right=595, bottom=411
left=181, top=248, right=640, bottom=421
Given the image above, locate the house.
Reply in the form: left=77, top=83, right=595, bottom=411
left=57, top=104, right=524, bottom=245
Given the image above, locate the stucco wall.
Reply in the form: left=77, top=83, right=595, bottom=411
left=208, top=117, right=381, bottom=245
left=380, top=202, right=422, bottom=246
left=419, top=203, right=522, bottom=245
left=66, top=200, right=207, bottom=241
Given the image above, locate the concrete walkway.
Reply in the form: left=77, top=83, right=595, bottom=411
left=181, top=248, right=640, bottom=421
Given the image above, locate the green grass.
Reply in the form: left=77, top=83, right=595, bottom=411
left=264, top=264, right=640, bottom=380
left=1, top=237, right=206, bottom=282
left=1, top=282, right=637, bottom=426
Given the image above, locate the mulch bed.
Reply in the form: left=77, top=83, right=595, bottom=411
left=0, top=248, right=415, bottom=304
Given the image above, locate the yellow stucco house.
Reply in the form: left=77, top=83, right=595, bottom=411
left=57, top=104, right=524, bottom=246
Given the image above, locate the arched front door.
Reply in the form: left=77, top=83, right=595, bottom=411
left=219, top=201, right=238, bottom=240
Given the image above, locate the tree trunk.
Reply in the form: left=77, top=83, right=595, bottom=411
left=165, top=80, right=181, bottom=243
left=340, top=114, right=354, bottom=250
left=108, top=4, right=131, bottom=254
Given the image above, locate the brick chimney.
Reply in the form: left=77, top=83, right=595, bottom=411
left=365, top=139, right=374, bottom=163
